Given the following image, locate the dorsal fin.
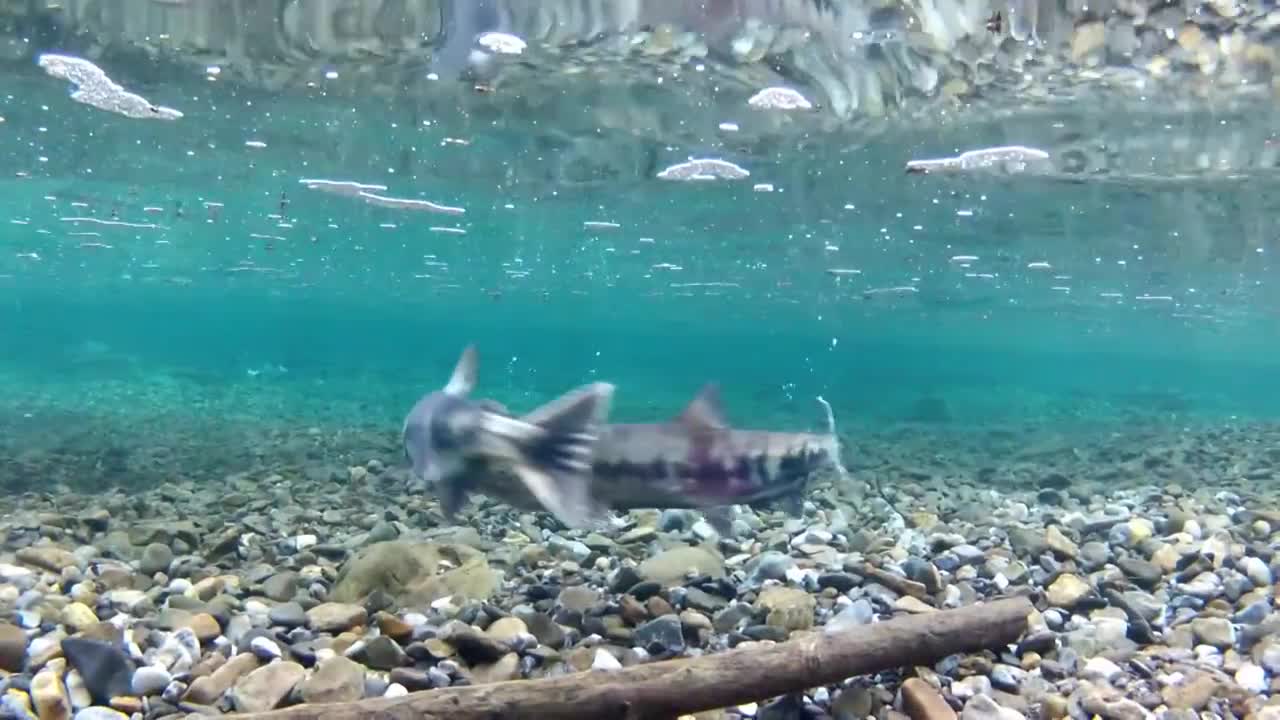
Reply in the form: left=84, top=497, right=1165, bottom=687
left=675, top=383, right=727, bottom=434
left=443, top=344, right=478, bottom=396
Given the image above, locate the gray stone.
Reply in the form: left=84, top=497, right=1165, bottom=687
left=1117, top=557, right=1162, bottom=589
left=232, top=661, right=306, bottom=713
left=1190, top=616, right=1235, bottom=649
left=360, top=636, right=408, bottom=670
left=131, top=665, right=172, bottom=696
left=268, top=602, right=308, bottom=628
left=951, top=544, right=986, bottom=565
left=1079, top=541, right=1111, bottom=569
left=683, top=588, right=728, bottom=613
left=262, top=572, right=298, bottom=602
left=139, top=544, right=174, bottom=575
left=301, top=656, right=365, bottom=704
left=960, top=694, right=1023, bottom=720
left=634, top=614, right=684, bottom=656
left=744, top=551, right=794, bottom=584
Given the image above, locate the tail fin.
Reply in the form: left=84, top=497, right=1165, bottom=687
left=818, top=394, right=905, bottom=521
left=484, top=382, right=615, bottom=528
left=816, top=395, right=850, bottom=485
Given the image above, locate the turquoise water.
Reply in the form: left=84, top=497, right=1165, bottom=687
left=6, top=8, right=1280, bottom=720
left=2, top=4, right=1280, bottom=494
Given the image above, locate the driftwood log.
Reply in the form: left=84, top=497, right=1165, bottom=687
left=229, top=596, right=1034, bottom=720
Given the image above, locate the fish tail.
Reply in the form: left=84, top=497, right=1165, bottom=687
left=815, top=395, right=851, bottom=484
left=818, top=394, right=905, bottom=521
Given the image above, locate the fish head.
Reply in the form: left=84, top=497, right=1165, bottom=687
left=402, top=345, right=484, bottom=488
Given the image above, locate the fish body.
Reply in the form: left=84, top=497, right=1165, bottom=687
left=401, top=345, right=615, bottom=526
left=427, top=374, right=849, bottom=529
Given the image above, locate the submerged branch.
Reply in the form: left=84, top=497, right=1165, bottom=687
left=227, top=596, right=1034, bottom=720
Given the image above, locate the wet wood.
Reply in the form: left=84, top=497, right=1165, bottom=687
left=228, top=596, right=1034, bottom=720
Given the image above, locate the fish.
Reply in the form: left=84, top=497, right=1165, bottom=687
left=401, top=344, right=616, bottom=526
left=426, top=373, right=853, bottom=533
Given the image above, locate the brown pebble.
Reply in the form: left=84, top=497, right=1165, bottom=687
left=646, top=596, right=674, bottom=617
left=374, top=612, right=413, bottom=641
left=1020, top=652, right=1041, bottom=670
left=901, top=677, right=957, bottom=720
left=1040, top=693, right=1068, bottom=720
left=619, top=595, right=649, bottom=626
left=0, top=624, right=27, bottom=672
left=185, top=613, right=221, bottom=643
left=110, top=696, right=144, bottom=714
left=331, top=631, right=361, bottom=656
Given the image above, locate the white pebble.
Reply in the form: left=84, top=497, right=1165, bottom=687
left=1236, top=663, right=1267, bottom=694
left=250, top=636, right=282, bottom=660
left=402, top=612, right=429, bottom=627
left=65, top=668, right=92, bottom=710
left=783, top=566, right=809, bottom=585
left=1238, top=556, right=1272, bottom=587
left=167, top=578, right=192, bottom=593
left=1193, top=645, right=1224, bottom=667
left=951, top=675, right=991, bottom=699
left=737, top=701, right=759, bottom=716
left=1082, top=657, right=1123, bottom=683
left=691, top=520, right=718, bottom=541
left=293, top=534, right=318, bottom=551
left=132, top=664, right=173, bottom=696
left=591, top=648, right=622, bottom=671
left=68, top=582, right=95, bottom=604
left=0, top=563, right=35, bottom=584
left=384, top=683, right=408, bottom=698
left=243, top=600, right=271, bottom=616
left=1182, top=520, right=1202, bottom=539
left=105, top=589, right=149, bottom=613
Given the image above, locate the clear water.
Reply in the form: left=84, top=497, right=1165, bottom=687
left=2, top=1, right=1279, bottom=493
left=5, top=5, right=1280, bottom=718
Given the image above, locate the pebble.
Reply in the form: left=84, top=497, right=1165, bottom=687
left=901, top=677, right=956, bottom=720
left=1239, top=556, right=1272, bottom=587
left=32, top=664, right=71, bottom=720
left=131, top=665, right=172, bottom=696
left=634, top=615, right=685, bottom=656
left=1235, top=662, right=1266, bottom=693
left=249, top=636, right=283, bottom=660
left=139, top=543, right=174, bottom=575
left=591, top=648, right=623, bottom=670
left=72, top=710, right=130, bottom=720
left=1046, top=574, right=1091, bottom=607
left=1190, top=616, right=1236, bottom=648
left=306, top=603, right=368, bottom=633
left=0, top=624, right=27, bottom=672
left=300, top=656, right=365, bottom=704
left=1045, top=526, right=1079, bottom=559
left=1081, top=656, right=1123, bottom=683
left=232, top=661, right=306, bottom=713
left=268, top=602, right=308, bottom=628
left=959, top=694, right=1022, bottom=720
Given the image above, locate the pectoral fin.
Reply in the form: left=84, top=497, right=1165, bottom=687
left=511, top=464, right=605, bottom=529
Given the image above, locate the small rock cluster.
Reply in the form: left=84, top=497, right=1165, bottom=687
left=0, top=424, right=1278, bottom=720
